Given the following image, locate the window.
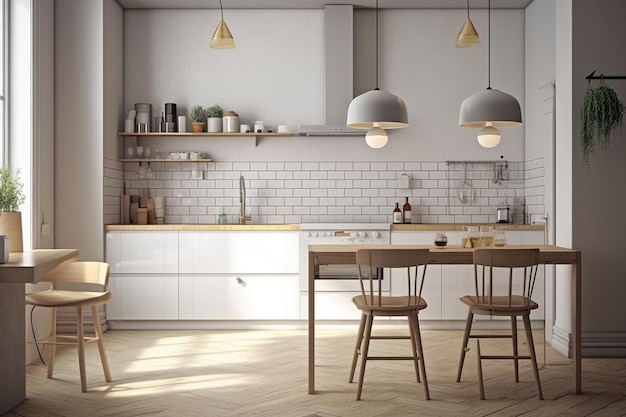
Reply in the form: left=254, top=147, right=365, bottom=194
left=0, top=0, right=5, bottom=164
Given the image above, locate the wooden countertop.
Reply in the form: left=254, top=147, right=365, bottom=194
left=391, top=223, right=545, bottom=231
left=104, top=223, right=544, bottom=232
left=104, top=224, right=301, bottom=231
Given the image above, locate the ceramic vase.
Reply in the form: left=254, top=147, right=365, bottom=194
left=207, top=117, right=223, bottom=133
left=0, top=211, right=23, bottom=252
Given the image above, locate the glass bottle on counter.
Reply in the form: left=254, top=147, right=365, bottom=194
left=393, top=203, right=402, bottom=224
left=403, top=197, right=412, bottom=224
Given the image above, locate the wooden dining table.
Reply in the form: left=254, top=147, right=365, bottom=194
left=307, top=244, right=582, bottom=395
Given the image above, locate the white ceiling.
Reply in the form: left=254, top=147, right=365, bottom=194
left=117, top=0, right=534, bottom=10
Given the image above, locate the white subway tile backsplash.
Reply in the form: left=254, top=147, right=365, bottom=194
left=105, top=157, right=545, bottom=225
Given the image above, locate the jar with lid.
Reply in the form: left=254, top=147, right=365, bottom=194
left=222, top=111, right=240, bottom=133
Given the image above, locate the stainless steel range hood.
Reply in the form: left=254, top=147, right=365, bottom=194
left=299, top=5, right=364, bottom=137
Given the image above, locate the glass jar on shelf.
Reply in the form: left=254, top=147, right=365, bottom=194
left=462, top=226, right=480, bottom=248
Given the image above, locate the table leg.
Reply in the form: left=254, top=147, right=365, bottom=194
left=574, top=252, right=582, bottom=394
left=308, top=251, right=315, bottom=394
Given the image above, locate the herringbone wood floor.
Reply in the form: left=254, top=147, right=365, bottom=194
left=4, top=327, right=626, bottom=417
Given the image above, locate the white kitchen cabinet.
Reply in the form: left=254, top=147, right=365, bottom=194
left=106, top=231, right=179, bottom=320
left=107, top=274, right=178, bottom=320
left=179, top=274, right=299, bottom=320
left=179, top=231, right=298, bottom=274
left=178, top=231, right=299, bottom=320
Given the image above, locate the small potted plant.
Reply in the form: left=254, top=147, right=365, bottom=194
left=207, top=104, right=224, bottom=133
left=189, top=105, right=207, bottom=133
left=0, top=166, right=25, bottom=252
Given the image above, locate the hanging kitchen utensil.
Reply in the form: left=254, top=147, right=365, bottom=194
left=455, top=163, right=475, bottom=204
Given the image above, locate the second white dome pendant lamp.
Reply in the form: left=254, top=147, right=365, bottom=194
left=459, top=0, right=521, bottom=148
left=347, top=0, right=408, bottom=148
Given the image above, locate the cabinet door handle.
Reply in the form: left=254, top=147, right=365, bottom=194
left=236, top=277, right=247, bottom=287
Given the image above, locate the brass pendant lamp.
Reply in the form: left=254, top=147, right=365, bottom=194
left=458, top=0, right=521, bottom=148
left=210, top=0, right=235, bottom=49
left=347, top=0, right=408, bottom=149
left=455, top=0, right=480, bottom=48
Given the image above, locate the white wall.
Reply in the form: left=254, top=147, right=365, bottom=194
left=525, top=0, right=556, bottom=342
left=55, top=0, right=122, bottom=261
left=122, top=8, right=525, bottom=162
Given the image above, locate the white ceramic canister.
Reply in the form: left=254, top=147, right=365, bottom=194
left=222, top=111, right=240, bottom=133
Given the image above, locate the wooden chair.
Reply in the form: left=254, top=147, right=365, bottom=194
left=25, top=261, right=113, bottom=392
left=456, top=248, right=543, bottom=400
left=349, top=248, right=430, bottom=400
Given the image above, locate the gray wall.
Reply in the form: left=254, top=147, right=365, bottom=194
left=122, top=8, right=525, bottom=162
left=571, top=0, right=626, bottom=354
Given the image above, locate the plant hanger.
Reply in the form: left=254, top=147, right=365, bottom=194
left=586, top=69, right=626, bottom=80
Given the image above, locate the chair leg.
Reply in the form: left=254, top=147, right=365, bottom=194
left=407, top=314, right=421, bottom=383
left=92, top=305, right=113, bottom=382
left=511, top=316, right=519, bottom=383
left=476, top=340, right=485, bottom=400
left=46, top=307, right=58, bottom=379
left=356, top=313, right=374, bottom=401
left=457, top=309, right=474, bottom=382
left=76, top=306, right=88, bottom=392
left=349, top=313, right=367, bottom=383
left=522, top=314, right=543, bottom=400
left=411, top=313, right=430, bottom=400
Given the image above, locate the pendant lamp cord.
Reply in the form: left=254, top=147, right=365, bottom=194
left=375, top=0, right=379, bottom=90
left=219, top=0, right=224, bottom=20
left=466, top=0, right=470, bottom=19
left=487, top=0, right=491, bottom=89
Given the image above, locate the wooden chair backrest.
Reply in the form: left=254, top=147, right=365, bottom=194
left=356, top=249, right=429, bottom=306
left=40, top=261, right=110, bottom=288
left=472, top=248, right=540, bottom=306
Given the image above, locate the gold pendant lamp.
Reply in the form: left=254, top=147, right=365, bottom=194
left=455, top=0, right=480, bottom=48
left=210, top=0, right=235, bottom=49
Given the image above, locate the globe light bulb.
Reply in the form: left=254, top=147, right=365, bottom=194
left=477, top=123, right=501, bottom=148
left=365, top=127, right=388, bottom=149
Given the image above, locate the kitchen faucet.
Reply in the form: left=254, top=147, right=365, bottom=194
left=239, top=175, right=251, bottom=225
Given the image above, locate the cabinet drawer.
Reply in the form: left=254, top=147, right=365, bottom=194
left=107, top=274, right=178, bottom=320
left=179, top=274, right=299, bottom=320
left=179, top=231, right=299, bottom=274
left=107, top=231, right=178, bottom=274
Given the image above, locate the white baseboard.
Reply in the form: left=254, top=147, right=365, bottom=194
left=551, top=325, right=626, bottom=358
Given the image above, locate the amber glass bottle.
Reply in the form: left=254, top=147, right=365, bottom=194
left=403, top=197, right=412, bottom=224
left=393, top=203, right=402, bottom=224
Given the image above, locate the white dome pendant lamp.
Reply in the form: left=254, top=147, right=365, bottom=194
left=347, top=0, right=408, bottom=148
left=459, top=0, right=521, bottom=147
left=210, top=0, right=235, bottom=49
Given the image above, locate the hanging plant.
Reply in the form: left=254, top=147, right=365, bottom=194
left=579, top=82, right=624, bottom=169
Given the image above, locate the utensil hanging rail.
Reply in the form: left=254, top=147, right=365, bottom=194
left=586, top=69, right=626, bottom=80
left=446, top=160, right=508, bottom=165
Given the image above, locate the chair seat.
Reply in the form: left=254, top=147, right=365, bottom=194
left=460, top=294, right=538, bottom=314
left=26, top=290, right=111, bottom=308
left=352, top=295, right=427, bottom=313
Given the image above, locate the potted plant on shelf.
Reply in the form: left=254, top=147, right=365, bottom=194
left=580, top=83, right=624, bottom=169
left=189, top=105, right=207, bottom=133
left=207, top=104, right=224, bottom=133
left=0, top=166, right=25, bottom=252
